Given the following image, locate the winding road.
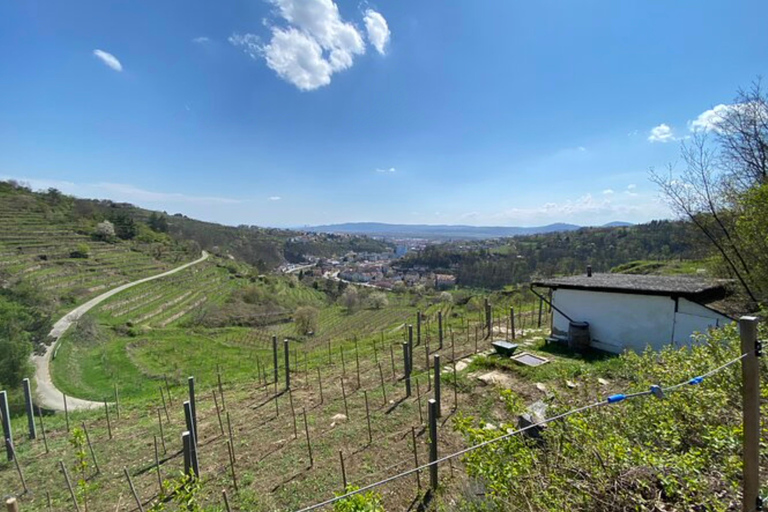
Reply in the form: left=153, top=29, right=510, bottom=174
left=33, top=250, right=210, bottom=411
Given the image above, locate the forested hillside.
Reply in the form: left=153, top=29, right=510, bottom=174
left=398, top=220, right=705, bottom=289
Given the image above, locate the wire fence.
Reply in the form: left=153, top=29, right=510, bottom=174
left=294, top=351, right=753, bottom=512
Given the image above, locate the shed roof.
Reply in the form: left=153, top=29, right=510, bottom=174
left=532, top=273, right=729, bottom=302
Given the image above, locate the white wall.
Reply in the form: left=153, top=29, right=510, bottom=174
left=672, top=298, right=731, bottom=345
left=550, top=289, right=729, bottom=354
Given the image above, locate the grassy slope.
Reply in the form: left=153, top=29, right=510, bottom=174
left=0, top=187, right=196, bottom=315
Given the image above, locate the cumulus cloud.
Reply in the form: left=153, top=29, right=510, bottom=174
left=230, top=0, right=389, bottom=91
left=268, top=196, right=282, bottom=201
left=648, top=123, right=674, bottom=143
left=93, top=49, right=123, bottom=72
left=627, top=184, right=637, bottom=190
left=363, top=9, right=390, bottom=55
left=602, top=189, right=614, bottom=195
left=375, top=167, right=396, bottom=173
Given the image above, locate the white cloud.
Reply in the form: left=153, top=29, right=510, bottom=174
left=230, top=0, right=389, bottom=91
left=268, top=196, right=282, bottom=201
left=363, top=9, right=390, bottom=55
left=687, top=102, right=767, bottom=133
left=602, top=189, right=614, bottom=195
left=93, top=49, right=123, bottom=72
left=375, top=167, right=396, bottom=173
left=689, top=104, right=731, bottom=132
left=192, top=36, right=211, bottom=44
left=577, top=146, right=587, bottom=152
left=647, top=123, right=674, bottom=143
left=627, top=184, right=637, bottom=190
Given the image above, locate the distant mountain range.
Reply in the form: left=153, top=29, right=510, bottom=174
left=305, top=221, right=634, bottom=240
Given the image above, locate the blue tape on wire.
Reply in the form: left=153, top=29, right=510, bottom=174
left=607, top=394, right=625, bottom=403
left=688, top=376, right=703, bottom=385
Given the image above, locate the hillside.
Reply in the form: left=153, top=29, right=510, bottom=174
left=306, top=221, right=633, bottom=240
left=398, top=220, right=708, bottom=288
left=0, top=182, right=199, bottom=314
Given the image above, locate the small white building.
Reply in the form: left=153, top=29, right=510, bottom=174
left=532, top=273, right=732, bottom=354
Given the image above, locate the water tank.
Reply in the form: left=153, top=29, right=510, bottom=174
left=568, top=321, right=590, bottom=351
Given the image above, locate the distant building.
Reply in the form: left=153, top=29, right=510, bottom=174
left=434, top=273, right=456, bottom=290
left=532, top=272, right=732, bottom=354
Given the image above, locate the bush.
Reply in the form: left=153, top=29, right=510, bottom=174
left=94, top=220, right=115, bottom=241
left=333, top=486, right=384, bottom=512
left=70, top=243, right=90, bottom=259
left=295, top=306, right=319, bottom=335
left=368, top=292, right=389, bottom=310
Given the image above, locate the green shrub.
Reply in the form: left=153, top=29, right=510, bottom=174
left=455, top=322, right=767, bottom=511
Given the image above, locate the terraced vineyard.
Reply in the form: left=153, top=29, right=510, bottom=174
left=93, top=260, right=241, bottom=328
left=0, top=189, right=195, bottom=311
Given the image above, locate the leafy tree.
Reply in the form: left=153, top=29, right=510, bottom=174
left=94, top=220, right=116, bottom=240
left=368, top=292, right=389, bottom=309
left=295, top=306, right=319, bottom=335
left=340, top=287, right=360, bottom=313
left=109, top=212, right=137, bottom=240
left=147, top=212, right=169, bottom=233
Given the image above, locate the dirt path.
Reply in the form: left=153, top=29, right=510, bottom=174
left=32, top=251, right=210, bottom=411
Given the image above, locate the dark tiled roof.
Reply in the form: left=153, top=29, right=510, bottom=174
left=532, top=273, right=729, bottom=300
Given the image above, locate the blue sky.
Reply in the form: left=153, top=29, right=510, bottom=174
left=1, top=1, right=767, bottom=228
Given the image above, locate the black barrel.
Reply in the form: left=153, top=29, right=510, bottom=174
left=568, top=321, right=590, bottom=351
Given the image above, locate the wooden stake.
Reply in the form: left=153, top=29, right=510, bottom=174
left=364, top=391, right=372, bottom=446
left=6, top=439, right=27, bottom=493
left=60, top=460, right=81, bottom=512
left=339, top=450, right=347, bottom=490
left=317, top=367, right=324, bottom=404
left=22, top=378, right=35, bottom=440
left=153, top=435, right=162, bottom=493
left=354, top=340, right=361, bottom=389
left=124, top=467, right=144, bottom=512
left=160, top=387, right=169, bottom=422
left=226, top=411, right=236, bottom=463
left=389, top=344, right=396, bottom=381
left=156, top=408, right=167, bottom=454
left=411, top=426, right=421, bottom=490
left=274, top=382, right=279, bottom=417
left=273, top=335, right=279, bottom=384
left=284, top=340, right=291, bottom=390
left=114, top=384, right=120, bottom=420
left=213, top=391, right=224, bottom=435
left=217, top=372, right=226, bottom=412
left=81, top=423, right=99, bottom=475
left=302, top=407, right=313, bottom=467
left=340, top=346, right=346, bottom=377
left=226, top=440, right=238, bottom=492
left=6, top=497, right=19, bottom=512
left=104, top=400, right=112, bottom=440
left=164, top=374, right=173, bottom=406
left=415, top=377, right=423, bottom=424
left=37, top=407, right=49, bottom=453
left=341, top=378, right=349, bottom=418
left=63, top=393, right=69, bottom=432
left=222, top=489, right=232, bottom=512
left=740, top=316, right=760, bottom=512
left=378, top=363, right=387, bottom=405
left=289, top=390, right=298, bottom=439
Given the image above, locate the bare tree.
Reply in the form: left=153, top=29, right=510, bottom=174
left=651, top=81, right=768, bottom=305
